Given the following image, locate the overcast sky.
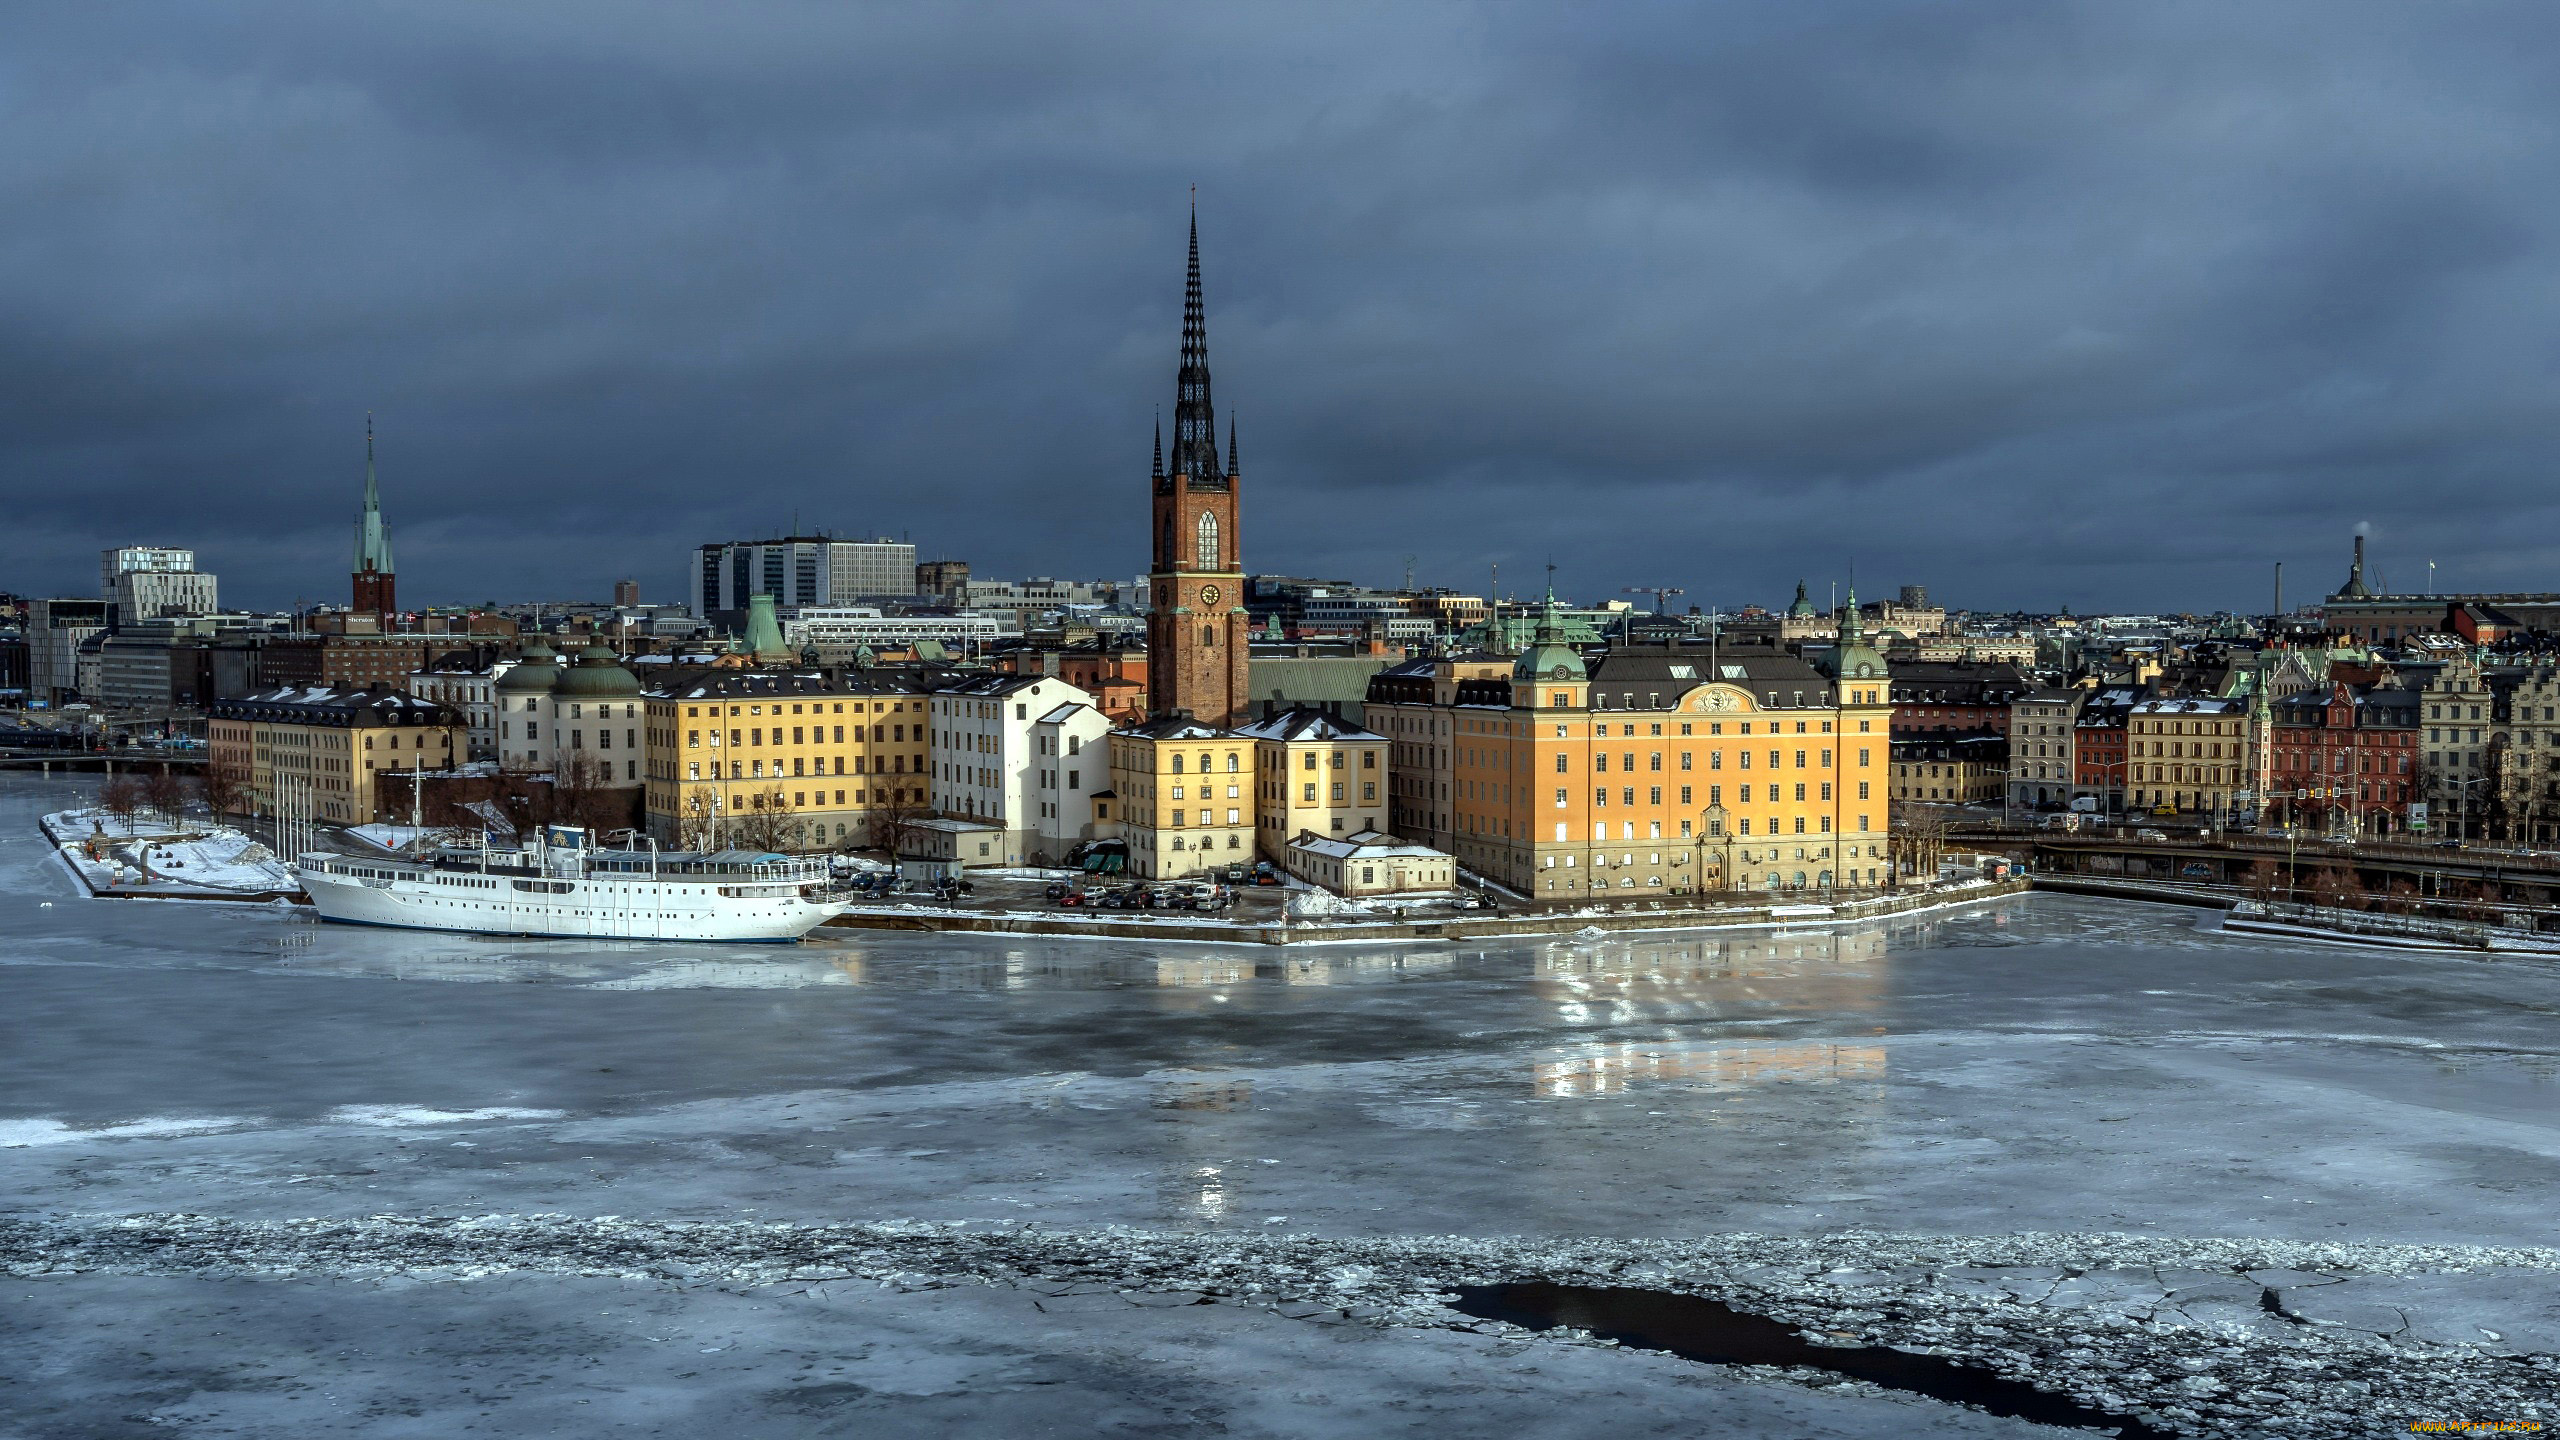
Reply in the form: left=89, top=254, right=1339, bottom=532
left=5, top=2, right=2557, bottom=615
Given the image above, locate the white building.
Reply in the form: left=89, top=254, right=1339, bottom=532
left=407, top=654, right=517, bottom=760
left=787, top=607, right=1011, bottom=649
left=1030, top=699, right=1116, bottom=862
left=926, top=673, right=1098, bottom=865
left=494, top=640, right=646, bottom=785
left=954, top=577, right=1125, bottom=619
left=111, top=569, right=219, bottom=626
left=100, top=546, right=214, bottom=628
left=693, top=536, right=918, bottom=618
left=1283, top=829, right=1455, bottom=896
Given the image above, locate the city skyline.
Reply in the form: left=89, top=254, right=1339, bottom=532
left=9, top=4, right=2560, bottom=612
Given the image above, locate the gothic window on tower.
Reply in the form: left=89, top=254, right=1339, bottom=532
left=1196, top=512, right=1219, bottom=570
left=1202, top=626, right=1216, bottom=648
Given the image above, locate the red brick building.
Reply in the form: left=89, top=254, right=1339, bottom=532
left=2267, top=682, right=2422, bottom=835
left=1889, top=660, right=2034, bottom=736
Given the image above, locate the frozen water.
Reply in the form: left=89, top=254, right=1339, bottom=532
left=5, top=774, right=2558, bottom=1436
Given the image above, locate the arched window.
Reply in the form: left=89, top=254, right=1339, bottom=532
left=1160, top=515, right=1173, bottom=567
left=1196, top=511, right=1220, bottom=570
left=1202, top=625, right=1216, bottom=648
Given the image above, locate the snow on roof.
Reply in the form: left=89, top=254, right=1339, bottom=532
left=1286, top=828, right=1448, bottom=861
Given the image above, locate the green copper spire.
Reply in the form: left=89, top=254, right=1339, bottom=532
left=353, top=413, right=394, bottom=575
left=741, top=594, right=792, bottom=664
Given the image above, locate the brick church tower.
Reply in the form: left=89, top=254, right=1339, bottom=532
left=351, top=415, right=396, bottom=616
left=1144, top=207, right=1253, bottom=728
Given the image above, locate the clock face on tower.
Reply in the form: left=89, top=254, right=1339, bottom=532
left=1199, top=584, right=1222, bottom=607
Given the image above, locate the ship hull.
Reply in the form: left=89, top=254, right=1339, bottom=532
left=297, top=866, right=839, bottom=942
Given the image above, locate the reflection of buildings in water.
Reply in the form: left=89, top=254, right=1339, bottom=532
left=1147, top=1075, right=1258, bottom=1226
left=1162, top=1163, right=1232, bottom=1223
left=1272, top=949, right=1457, bottom=985
left=1534, top=1038, right=1888, bottom=1100
left=1532, top=926, right=1891, bottom=1025
left=584, top=959, right=853, bottom=990
left=1150, top=956, right=1256, bottom=988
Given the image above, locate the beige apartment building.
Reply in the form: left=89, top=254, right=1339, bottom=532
left=641, top=668, right=932, bottom=852
left=206, top=686, right=464, bottom=824
left=1104, top=713, right=1254, bottom=879
left=1236, top=707, right=1387, bottom=849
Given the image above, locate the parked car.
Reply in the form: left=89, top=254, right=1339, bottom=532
left=2134, top=828, right=2169, bottom=842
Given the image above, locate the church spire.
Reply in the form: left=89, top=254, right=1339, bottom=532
left=1168, top=197, right=1224, bottom=490
left=354, top=413, right=393, bottom=575
left=1226, top=416, right=1238, bottom=475
left=1152, top=411, right=1163, bottom=479
left=351, top=412, right=397, bottom=616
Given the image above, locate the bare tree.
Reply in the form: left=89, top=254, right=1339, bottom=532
left=490, top=769, right=552, bottom=838
left=2245, top=858, right=2284, bottom=905
left=865, top=782, right=930, bottom=860
left=194, top=759, right=251, bottom=818
left=1889, top=811, right=1947, bottom=887
left=141, top=764, right=190, bottom=823
left=97, top=774, right=146, bottom=831
left=2306, top=864, right=2363, bottom=912
left=729, top=787, right=799, bottom=853
left=676, top=788, right=723, bottom=853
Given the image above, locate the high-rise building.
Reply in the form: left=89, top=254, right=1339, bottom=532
left=613, top=579, right=641, bottom=607
left=27, top=598, right=107, bottom=706
left=691, top=536, right=919, bottom=623
left=99, top=546, right=214, bottom=629
left=353, top=418, right=396, bottom=616
left=1143, top=206, right=1252, bottom=729
left=100, top=546, right=195, bottom=597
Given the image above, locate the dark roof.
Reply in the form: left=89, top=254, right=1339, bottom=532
left=643, top=667, right=930, bottom=701
left=209, top=685, right=462, bottom=727
left=1116, top=712, right=1226, bottom=740
left=1232, top=707, right=1384, bottom=742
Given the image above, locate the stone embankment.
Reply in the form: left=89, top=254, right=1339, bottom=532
left=823, top=878, right=2030, bottom=946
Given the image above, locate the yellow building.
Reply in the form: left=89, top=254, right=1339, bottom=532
left=1104, top=713, right=1253, bottom=879
left=1890, top=736, right=2007, bottom=806
left=207, top=685, right=464, bottom=823
left=1236, top=707, right=1387, bottom=849
left=642, top=669, right=932, bottom=851
left=2126, top=695, right=2259, bottom=820
left=1366, top=594, right=1895, bottom=899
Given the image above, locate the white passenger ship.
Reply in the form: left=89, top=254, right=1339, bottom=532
left=295, top=826, right=845, bottom=942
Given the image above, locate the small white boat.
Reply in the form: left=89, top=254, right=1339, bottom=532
left=295, top=825, right=843, bottom=943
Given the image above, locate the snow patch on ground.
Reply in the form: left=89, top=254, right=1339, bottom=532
left=325, top=1106, right=566, bottom=1128
left=0, top=1116, right=260, bottom=1148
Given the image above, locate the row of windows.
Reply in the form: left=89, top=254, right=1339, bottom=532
left=685, top=725, right=911, bottom=747
left=679, top=700, right=916, bottom=717
left=683, top=754, right=916, bottom=779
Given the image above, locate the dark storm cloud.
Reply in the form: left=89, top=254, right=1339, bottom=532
left=4, top=0, right=2559, bottom=613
